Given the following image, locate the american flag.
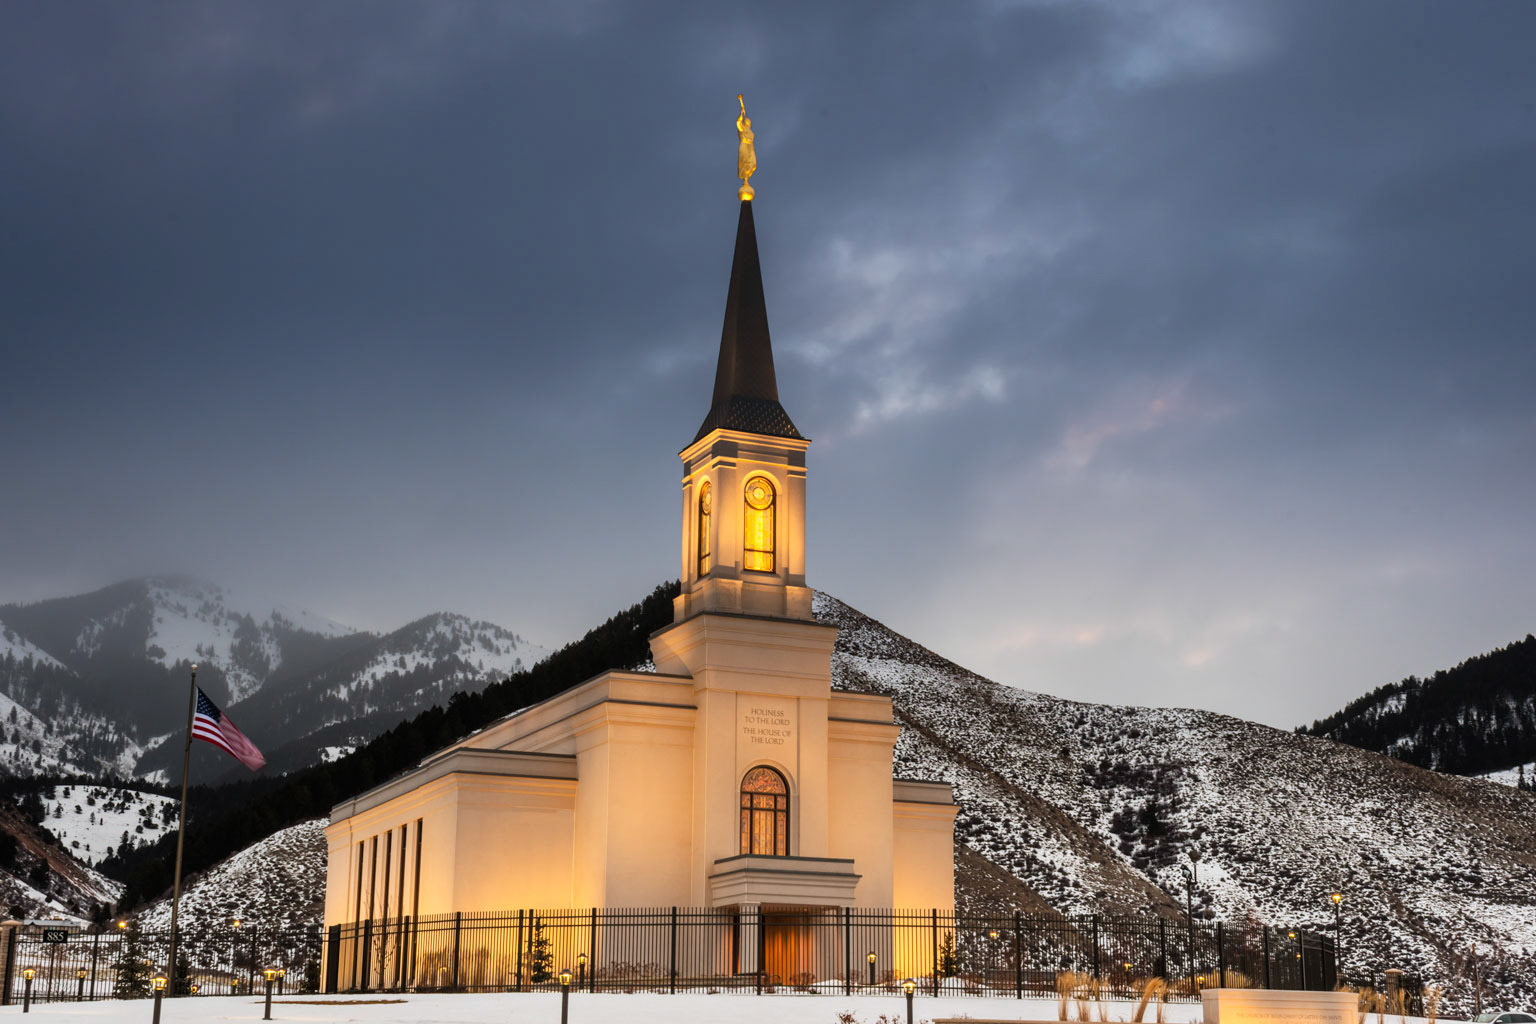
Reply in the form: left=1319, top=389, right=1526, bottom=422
left=192, top=688, right=266, bottom=771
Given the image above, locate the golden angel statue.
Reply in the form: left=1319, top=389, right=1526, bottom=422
left=737, top=94, right=756, bottom=198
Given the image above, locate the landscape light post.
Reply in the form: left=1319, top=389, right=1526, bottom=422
left=577, top=952, right=587, bottom=991
left=277, top=967, right=286, bottom=995
left=559, top=968, right=573, bottom=1024
left=1329, top=892, right=1343, bottom=981
left=988, top=929, right=1000, bottom=988
left=151, top=973, right=167, bottom=1024
left=263, top=967, right=277, bottom=1020
left=78, top=967, right=88, bottom=1000
left=904, top=978, right=916, bottom=1024
left=22, top=968, right=33, bottom=1013
left=868, top=950, right=877, bottom=986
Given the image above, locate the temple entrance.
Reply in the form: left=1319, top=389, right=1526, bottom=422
left=762, top=907, right=839, bottom=989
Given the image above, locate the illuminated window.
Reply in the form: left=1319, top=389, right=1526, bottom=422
left=739, top=766, right=789, bottom=856
left=743, top=477, right=775, bottom=572
left=698, top=481, right=712, bottom=576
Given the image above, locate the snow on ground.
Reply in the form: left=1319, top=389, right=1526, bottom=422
left=1478, top=761, right=1534, bottom=789
left=0, top=619, right=67, bottom=669
left=0, top=991, right=1222, bottom=1023
left=44, top=785, right=176, bottom=864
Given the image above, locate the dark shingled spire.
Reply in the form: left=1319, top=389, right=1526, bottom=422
left=693, top=200, right=803, bottom=443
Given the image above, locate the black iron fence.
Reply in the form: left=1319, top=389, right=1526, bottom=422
left=0, top=922, right=321, bottom=1006
left=327, top=908, right=1336, bottom=999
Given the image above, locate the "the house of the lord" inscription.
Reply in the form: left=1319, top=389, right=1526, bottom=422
left=741, top=704, right=793, bottom=747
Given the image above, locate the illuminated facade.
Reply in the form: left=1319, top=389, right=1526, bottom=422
left=323, top=196, right=956, bottom=976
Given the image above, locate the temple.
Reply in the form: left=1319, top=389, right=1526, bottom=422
left=322, top=187, right=957, bottom=986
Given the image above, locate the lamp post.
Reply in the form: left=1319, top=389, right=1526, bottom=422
left=22, top=968, right=34, bottom=1014
left=263, top=967, right=277, bottom=1020
left=903, top=978, right=916, bottom=1024
left=559, top=968, right=573, bottom=1024
left=277, top=967, right=286, bottom=996
left=152, top=973, right=167, bottom=1024
left=988, top=930, right=1000, bottom=988
left=867, top=950, right=877, bottom=986
left=1329, top=892, right=1343, bottom=982
left=77, top=967, right=88, bottom=1001
left=1183, top=849, right=1201, bottom=985
left=578, top=952, right=587, bottom=991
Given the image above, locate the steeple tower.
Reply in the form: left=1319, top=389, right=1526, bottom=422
left=674, top=194, right=813, bottom=624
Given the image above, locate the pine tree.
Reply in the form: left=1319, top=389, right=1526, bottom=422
left=527, top=917, right=554, bottom=984
left=113, top=922, right=153, bottom=999
left=937, top=930, right=958, bottom=978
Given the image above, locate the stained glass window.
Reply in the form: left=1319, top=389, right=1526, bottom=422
left=698, top=481, right=713, bottom=576
left=739, top=766, right=789, bottom=856
left=743, top=477, right=775, bottom=573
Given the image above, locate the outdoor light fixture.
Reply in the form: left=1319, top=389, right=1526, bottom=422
left=578, top=951, right=588, bottom=990
left=1124, top=961, right=1133, bottom=972
left=152, top=974, right=168, bottom=1024
left=867, top=950, right=878, bottom=985
left=232, top=918, right=242, bottom=928
left=77, top=967, right=88, bottom=1001
left=903, top=978, right=917, bottom=1024
left=277, top=967, right=286, bottom=996
left=22, top=968, right=34, bottom=1014
left=263, top=968, right=277, bottom=1021
left=1330, top=892, right=1345, bottom=972
left=118, top=920, right=128, bottom=930
left=989, top=929, right=999, bottom=940
left=190, top=985, right=199, bottom=995
left=559, top=969, right=574, bottom=1024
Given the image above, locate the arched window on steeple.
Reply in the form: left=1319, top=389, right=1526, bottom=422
left=697, top=481, right=713, bottom=576
left=740, top=765, right=789, bottom=856
left=743, top=477, right=775, bottom=572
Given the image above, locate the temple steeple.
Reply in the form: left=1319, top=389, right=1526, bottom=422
left=694, top=200, right=803, bottom=443
left=673, top=163, right=813, bottom=623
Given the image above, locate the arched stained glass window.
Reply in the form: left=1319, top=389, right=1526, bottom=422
left=739, top=766, right=789, bottom=856
left=743, top=477, right=775, bottom=573
left=698, top=481, right=713, bottom=576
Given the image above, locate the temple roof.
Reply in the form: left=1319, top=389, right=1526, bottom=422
left=693, top=200, right=803, bottom=443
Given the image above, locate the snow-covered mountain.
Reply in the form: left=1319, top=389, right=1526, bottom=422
left=42, top=784, right=177, bottom=865
left=814, top=594, right=1535, bottom=1011
left=126, top=590, right=1534, bottom=1011
left=0, top=577, right=549, bottom=781
left=0, top=794, right=122, bottom=923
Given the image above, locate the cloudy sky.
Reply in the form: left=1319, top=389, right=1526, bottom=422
left=3, top=1, right=1533, bottom=728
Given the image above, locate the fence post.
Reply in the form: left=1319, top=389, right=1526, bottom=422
left=1299, top=932, right=1308, bottom=991
left=589, top=908, right=598, bottom=994
left=931, top=909, right=939, bottom=997
left=843, top=908, right=851, bottom=996
left=669, top=907, right=678, bottom=995
left=1, top=923, right=15, bottom=1006
left=1216, top=922, right=1225, bottom=988
left=755, top=908, right=764, bottom=995
left=1014, top=910, right=1023, bottom=999
left=514, top=911, right=524, bottom=992
left=1158, top=918, right=1167, bottom=980
left=1091, top=915, right=1101, bottom=980
left=451, top=912, right=462, bottom=991
left=91, top=930, right=101, bottom=1000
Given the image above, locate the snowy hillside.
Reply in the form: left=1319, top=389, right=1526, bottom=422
left=43, top=784, right=176, bottom=865
left=140, top=818, right=325, bottom=933
left=815, top=593, right=1536, bottom=1012
left=0, top=798, right=122, bottom=923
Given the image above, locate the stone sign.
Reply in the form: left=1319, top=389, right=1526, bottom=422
left=740, top=703, right=793, bottom=748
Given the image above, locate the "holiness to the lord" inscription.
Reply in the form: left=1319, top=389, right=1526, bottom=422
left=741, top=704, right=793, bottom=747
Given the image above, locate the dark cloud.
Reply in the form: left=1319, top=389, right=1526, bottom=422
left=3, top=0, right=1533, bottom=726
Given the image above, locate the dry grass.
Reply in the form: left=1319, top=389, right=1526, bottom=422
left=1356, top=986, right=1382, bottom=1024
left=1056, top=971, right=1084, bottom=1021
left=1134, top=978, right=1168, bottom=1023
left=1424, top=985, right=1442, bottom=1024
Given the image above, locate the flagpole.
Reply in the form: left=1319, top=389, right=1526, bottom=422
left=167, top=664, right=197, bottom=998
